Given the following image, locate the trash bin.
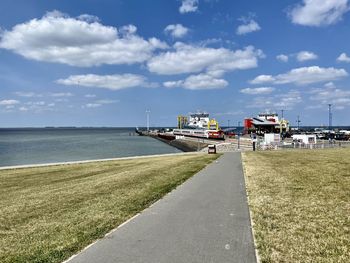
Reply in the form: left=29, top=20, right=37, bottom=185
left=208, top=144, right=216, bottom=154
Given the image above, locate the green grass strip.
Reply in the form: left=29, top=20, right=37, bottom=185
left=0, top=154, right=220, bottom=263
left=242, top=148, right=350, bottom=263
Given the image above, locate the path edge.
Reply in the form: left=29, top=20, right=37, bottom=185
left=61, top=153, right=223, bottom=263
left=240, top=152, right=261, bottom=263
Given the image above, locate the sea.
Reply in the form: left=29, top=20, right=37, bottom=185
left=0, top=128, right=181, bottom=167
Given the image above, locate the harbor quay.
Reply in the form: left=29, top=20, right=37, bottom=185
left=136, top=111, right=350, bottom=154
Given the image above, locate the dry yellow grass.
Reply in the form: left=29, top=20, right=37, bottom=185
left=242, top=148, right=350, bottom=263
left=0, top=154, right=220, bottom=263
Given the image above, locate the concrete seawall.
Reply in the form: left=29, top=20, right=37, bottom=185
left=150, top=135, right=208, bottom=152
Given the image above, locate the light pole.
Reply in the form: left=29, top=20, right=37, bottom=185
left=227, top=120, right=230, bottom=129
left=146, top=109, right=150, bottom=131
left=281, top=109, right=285, bottom=119
left=328, top=104, right=332, bottom=130
left=237, top=121, right=241, bottom=150
left=296, top=115, right=301, bottom=130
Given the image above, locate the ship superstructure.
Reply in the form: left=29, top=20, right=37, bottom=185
left=174, top=112, right=224, bottom=139
left=244, top=112, right=290, bottom=135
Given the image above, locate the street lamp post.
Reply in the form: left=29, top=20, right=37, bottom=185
left=237, top=121, right=241, bottom=150
left=146, top=109, right=150, bottom=131
left=296, top=115, right=301, bottom=130
left=328, top=104, right=332, bottom=130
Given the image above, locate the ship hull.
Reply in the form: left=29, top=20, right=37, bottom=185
left=173, top=129, right=224, bottom=140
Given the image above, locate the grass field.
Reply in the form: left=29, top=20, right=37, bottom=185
left=242, top=148, right=350, bottom=263
left=0, top=154, right=219, bottom=263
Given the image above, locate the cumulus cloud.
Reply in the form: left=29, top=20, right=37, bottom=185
left=164, top=73, right=228, bottom=90
left=164, top=24, right=189, bottom=38
left=0, top=99, right=20, bottom=105
left=289, top=0, right=350, bottom=26
left=148, top=43, right=264, bottom=75
left=0, top=11, right=168, bottom=67
left=56, top=74, right=151, bottom=90
left=236, top=19, right=261, bottom=35
left=240, top=87, right=275, bottom=95
left=296, top=51, right=318, bottom=62
left=250, top=75, right=275, bottom=84
left=76, top=14, right=100, bottom=23
left=276, top=54, right=289, bottom=62
left=309, top=83, right=350, bottom=108
left=179, top=0, right=198, bottom=14
left=337, top=52, right=350, bottom=62
left=248, top=91, right=302, bottom=110
left=250, top=66, right=348, bottom=85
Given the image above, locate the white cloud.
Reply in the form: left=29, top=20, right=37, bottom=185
left=85, top=94, right=96, bottom=98
left=250, top=66, right=348, bottom=85
left=248, top=91, right=302, bottom=110
left=240, top=87, right=275, bottom=95
left=309, top=83, right=350, bottom=108
left=56, top=74, right=150, bottom=90
left=54, top=98, right=69, bottom=102
left=179, top=0, right=198, bottom=14
left=76, top=14, right=100, bottom=23
left=0, top=99, right=20, bottom=105
left=50, top=92, right=73, bottom=97
left=289, top=0, right=350, bottom=26
left=276, top=54, right=289, bottom=62
left=26, top=101, right=46, bottom=106
left=296, top=51, right=318, bottom=62
left=148, top=38, right=169, bottom=49
left=19, top=106, right=28, bottom=112
left=250, top=75, right=275, bottom=84
left=163, top=80, right=183, bottom=88
left=164, top=24, right=189, bottom=38
left=0, top=11, right=167, bottom=67
left=95, top=99, right=119, bottom=104
left=83, top=99, right=118, bottom=109
left=337, top=52, right=350, bottom=62
left=236, top=19, right=261, bottom=35
left=18, top=100, right=57, bottom=113
left=148, top=43, right=264, bottom=75
left=164, top=73, right=228, bottom=90
left=85, top=103, right=101, bottom=108
left=14, top=91, right=43, bottom=97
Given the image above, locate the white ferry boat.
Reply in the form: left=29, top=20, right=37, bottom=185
left=173, top=113, right=224, bottom=140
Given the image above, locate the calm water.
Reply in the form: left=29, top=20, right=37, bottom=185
left=0, top=128, right=181, bottom=167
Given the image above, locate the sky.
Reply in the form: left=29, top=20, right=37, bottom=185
left=1, top=0, right=350, bottom=127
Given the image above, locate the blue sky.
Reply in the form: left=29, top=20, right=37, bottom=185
left=1, top=0, right=350, bottom=127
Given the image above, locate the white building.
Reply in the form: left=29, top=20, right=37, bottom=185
left=292, top=134, right=317, bottom=144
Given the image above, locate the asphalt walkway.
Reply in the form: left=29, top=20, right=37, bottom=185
left=67, top=152, right=257, bottom=263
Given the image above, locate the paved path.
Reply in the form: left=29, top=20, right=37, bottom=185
left=67, top=152, right=257, bottom=263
